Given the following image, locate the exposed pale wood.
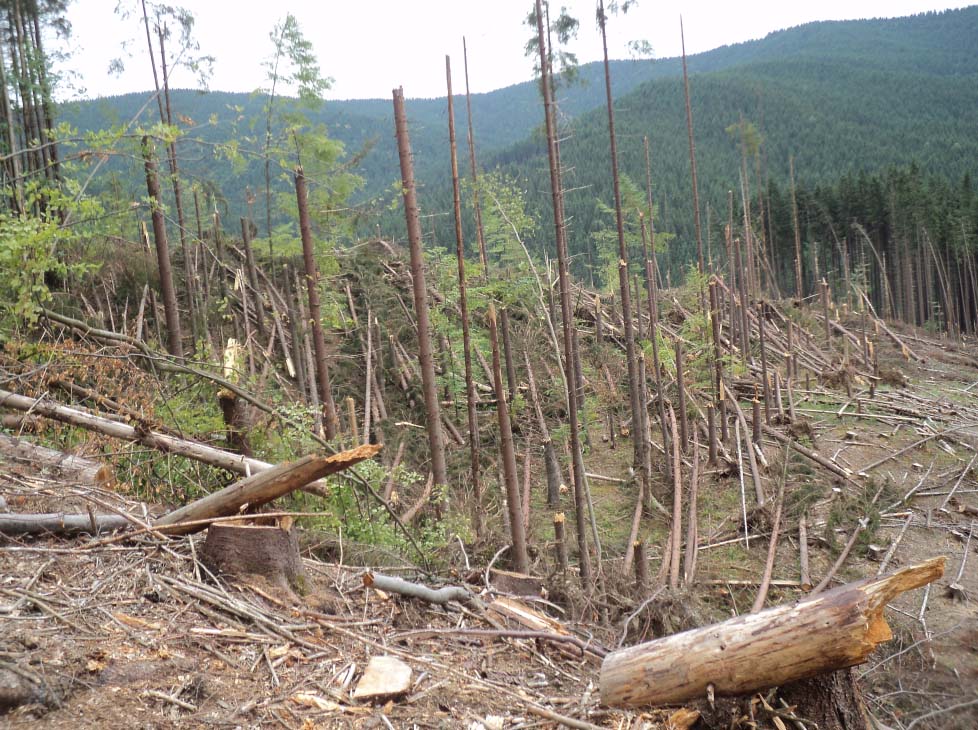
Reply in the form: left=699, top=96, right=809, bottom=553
left=156, top=446, right=380, bottom=536
left=0, top=433, right=112, bottom=486
left=352, top=656, right=412, bottom=701
left=600, top=557, right=945, bottom=708
left=364, top=572, right=471, bottom=605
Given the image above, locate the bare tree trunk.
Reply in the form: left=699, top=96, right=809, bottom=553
left=446, top=56, right=484, bottom=538
left=240, top=217, right=267, bottom=339
left=533, top=0, right=592, bottom=586
left=598, top=1, right=643, bottom=480
left=294, top=167, right=339, bottom=440
left=680, top=18, right=705, bottom=277
left=156, top=24, right=198, bottom=349
left=489, top=305, right=529, bottom=572
left=462, top=39, right=490, bottom=277
left=392, top=87, right=448, bottom=493
left=790, top=155, right=804, bottom=298
left=142, top=137, right=184, bottom=358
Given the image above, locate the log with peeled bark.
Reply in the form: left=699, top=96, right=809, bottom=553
left=0, top=433, right=112, bottom=486
left=155, top=445, right=381, bottom=536
left=600, top=557, right=944, bottom=708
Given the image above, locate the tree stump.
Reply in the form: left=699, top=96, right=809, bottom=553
left=779, top=668, right=870, bottom=730
left=200, top=522, right=306, bottom=593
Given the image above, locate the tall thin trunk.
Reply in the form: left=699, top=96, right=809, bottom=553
left=533, top=0, right=592, bottom=586
left=157, top=24, right=198, bottom=346
left=294, top=167, right=339, bottom=440
left=446, top=56, right=484, bottom=538
left=142, top=137, right=183, bottom=358
left=598, top=0, right=643, bottom=476
left=462, top=39, right=489, bottom=277
left=489, top=304, right=529, bottom=572
left=680, top=18, right=705, bottom=277
left=240, top=217, right=267, bottom=338
left=0, top=48, right=24, bottom=212
left=29, top=8, right=59, bottom=182
left=393, top=87, right=448, bottom=493
left=790, top=155, right=804, bottom=298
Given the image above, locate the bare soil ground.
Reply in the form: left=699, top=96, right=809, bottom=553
left=2, top=320, right=977, bottom=729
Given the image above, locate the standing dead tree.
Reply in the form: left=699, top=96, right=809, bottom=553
left=295, top=166, right=339, bottom=440
left=532, top=0, right=592, bottom=587
left=141, top=136, right=184, bottom=358
left=393, top=87, right=449, bottom=496
left=446, top=55, right=484, bottom=538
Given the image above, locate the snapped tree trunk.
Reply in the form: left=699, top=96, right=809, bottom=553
left=142, top=136, right=184, bottom=357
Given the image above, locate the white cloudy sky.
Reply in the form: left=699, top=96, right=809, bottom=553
left=56, top=0, right=972, bottom=100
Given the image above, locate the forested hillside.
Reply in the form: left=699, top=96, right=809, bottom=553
left=59, top=5, right=978, bottom=260
left=3, top=1, right=978, bottom=728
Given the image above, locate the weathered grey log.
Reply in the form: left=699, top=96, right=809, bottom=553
left=155, top=445, right=381, bottom=536
left=363, top=572, right=472, bottom=605
left=0, top=433, right=111, bottom=486
left=600, top=557, right=944, bottom=708
left=0, top=512, right=132, bottom=536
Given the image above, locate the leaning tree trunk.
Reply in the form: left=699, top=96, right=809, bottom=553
left=157, top=24, right=198, bottom=348
left=462, top=39, right=490, bottom=276
left=680, top=18, right=705, bottom=277
left=392, top=87, right=448, bottom=494
left=142, top=136, right=184, bottom=357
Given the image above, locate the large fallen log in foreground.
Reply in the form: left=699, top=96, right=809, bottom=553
left=600, top=557, right=944, bottom=708
left=0, top=388, right=335, bottom=496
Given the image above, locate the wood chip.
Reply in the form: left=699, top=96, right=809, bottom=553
left=353, top=656, right=412, bottom=701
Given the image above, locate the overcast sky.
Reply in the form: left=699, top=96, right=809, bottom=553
left=56, top=0, right=973, bottom=101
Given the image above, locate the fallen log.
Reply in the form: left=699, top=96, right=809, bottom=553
left=155, top=446, right=380, bottom=536
left=0, top=512, right=132, bottom=536
left=762, top=424, right=859, bottom=485
left=0, top=433, right=112, bottom=486
left=599, top=557, right=944, bottom=708
left=364, top=572, right=473, bottom=606
left=0, top=388, right=353, bottom=497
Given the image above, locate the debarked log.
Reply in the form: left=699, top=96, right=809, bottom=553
left=599, top=557, right=945, bottom=708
